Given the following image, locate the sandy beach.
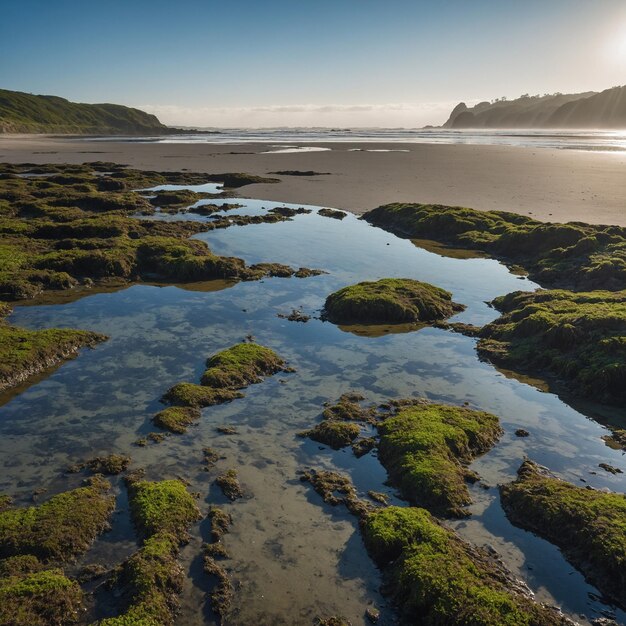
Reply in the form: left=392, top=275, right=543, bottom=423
left=1, top=134, right=625, bottom=226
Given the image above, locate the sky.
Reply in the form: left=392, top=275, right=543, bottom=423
left=1, top=0, right=626, bottom=128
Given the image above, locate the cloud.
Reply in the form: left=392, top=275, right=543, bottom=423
left=135, top=101, right=456, bottom=128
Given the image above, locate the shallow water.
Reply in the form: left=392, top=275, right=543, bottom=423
left=2, top=196, right=626, bottom=625
left=89, top=128, right=626, bottom=153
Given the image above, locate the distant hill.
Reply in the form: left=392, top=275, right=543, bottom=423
left=444, top=86, right=626, bottom=129
left=0, top=88, right=170, bottom=135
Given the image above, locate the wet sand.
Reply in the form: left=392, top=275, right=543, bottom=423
left=1, top=134, right=626, bottom=226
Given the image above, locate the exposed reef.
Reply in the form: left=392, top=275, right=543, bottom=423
left=0, top=162, right=311, bottom=305
left=99, top=477, right=201, bottom=625
left=477, top=289, right=626, bottom=406
left=500, top=460, right=626, bottom=609
left=200, top=342, right=288, bottom=389
left=215, top=470, right=243, bottom=501
left=363, top=505, right=574, bottom=625
left=153, top=406, right=201, bottom=434
left=0, top=476, right=114, bottom=562
left=323, top=278, right=465, bottom=325
left=377, top=400, right=502, bottom=517
left=203, top=507, right=234, bottom=617
left=363, top=202, right=626, bottom=291
left=318, top=208, right=347, bottom=220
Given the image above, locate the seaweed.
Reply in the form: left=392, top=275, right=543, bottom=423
left=500, top=460, right=626, bottom=608
left=323, top=278, right=465, bottom=325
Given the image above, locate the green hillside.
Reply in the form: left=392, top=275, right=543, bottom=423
left=0, top=88, right=170, bottom=134
left=444, top=85, right=626, bottom=129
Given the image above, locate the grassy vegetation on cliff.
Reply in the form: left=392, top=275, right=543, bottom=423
left=500, top=460, right=626, bottom=608
left=377, top=402, right=502, bottom=516
left=362, top=506, right=572, bottom=625
left=323, top=278, right=465, bottom=325
left=0, top=476, right=114, bottom=562
left=0, top=88, right=169, bottom=135
left=363, top=203, right=626, bottom=291
left=99, top=478, right=201, bottom=625
left=478, top=289, right=626, bottom=405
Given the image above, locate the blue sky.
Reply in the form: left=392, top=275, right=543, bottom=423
left=1, top=0, right=626, bottom=126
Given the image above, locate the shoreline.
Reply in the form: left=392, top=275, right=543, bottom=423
left=1, top=135, right=626, bottom=226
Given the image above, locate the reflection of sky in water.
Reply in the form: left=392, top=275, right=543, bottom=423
left=2, top=199, right=625, bottom=625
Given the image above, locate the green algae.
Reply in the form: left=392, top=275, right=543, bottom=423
left=364, top=202, right=626, bottom=291
left=153, top=406, right=201, bottom=434
left=0, top=476, right=114, bottom=562
left=161, top=383, right=243, bottom=408
left=68, top=454, right=130, bottom=475
left=99, top=479, right=201, bottom=625
left=0, top=323, right=107, bottom=393
left=200, top=342, right=287, bottom=389
left=300, top=420, right=361, bottom=449
left=362, top=506, right=572, bottom=625
left=0, top=567, right=83, bottom=626
left=477, top=289, right=626, bottom=405
left=377, top=401, right=502, bottom=516
left=500, top=460, right=626, bottom=608
left=323, top=278, right=465, bottom=325
left=127, top=479, right=201, bottom=540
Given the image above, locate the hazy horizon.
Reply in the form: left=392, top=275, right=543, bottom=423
left=2, top=0, right=626, bottom=127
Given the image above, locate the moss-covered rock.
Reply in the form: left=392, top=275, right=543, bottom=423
left=363, top=202, right=626, bottom=291
left=0, top=323, right=107, bottom=393
left=477, top=289, right=626, bottom=406
left=318, top=208, right=347, bottom=220
left=200, top=342, right=287, bottom=389
left=0, top=567, right=83, bottom=626
left=500, top=460, right=626, bottom=608
left=99, top=479, right=201, bottom=625
left=377, top=401, right=502, bottom=516
left=323, top=278, right=465, bottom=325
left=153, top=406, right=201, bottom=434
left=161, top=383, right=243, bottom=408
left=300, top=421, right=361, bottom=449
left=127, top=479, right=201, bottom=540
left=215, top=470, right=243, bottom=501
left=0, top=476, right=114, bottom=562
left=362, top=506, right=573, bottom=625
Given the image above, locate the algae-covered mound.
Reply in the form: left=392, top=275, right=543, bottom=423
left=478, top=289, right=626, bottom=405
left=0, top=566, right=83, bottom=626
left=0, top=162, right=301, bottom=305
left=362, top=506, right=573, bottom=625
left=323, top=278, right=465, bottom=325
left=153, top=406, right=201, bottom=433
left=100, top=478, right=201, bottom=625
left=200, top=342, right=287, bottom=389
left=377, top=401, right=502, bottom=516
left=0, top=322, right=107, bottom=393
left=302, top=420, right=361, bottom=449
left=0, top=476, right=114, bottom=561
left=161, top=342, right=287, bottom=417
left=127, top=479, right=201, bottom=540
left=363, top=202, right=626, bottom=291
left=500, top=460, right=626, bottom=609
